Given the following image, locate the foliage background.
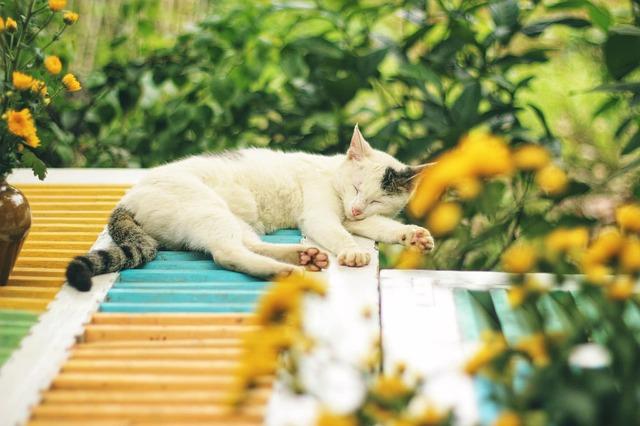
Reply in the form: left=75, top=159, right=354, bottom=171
left=34, top=0, right=640, bottom=270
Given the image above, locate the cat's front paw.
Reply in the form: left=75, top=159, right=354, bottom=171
left=337, top=248, right=371, bottom=267
left=399, top=225, right=435, bottom=253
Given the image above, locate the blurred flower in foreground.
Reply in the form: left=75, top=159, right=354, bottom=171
left=493, top=410, right=522, bottom=426
left=12, top=72, right=34, bottom=90
left=409, top=132, right=513, bottom=217
left=512, top=144, right=550, bottom=170
left=616, top=203, right=640, bottom=233
left=395, top=248, right=423, bottom=269
left=501, top=243, right=537, bottom=273
left=427, top=202, right=462, bottom=236
left=516, top=333, right=550, bottom=367
left=315, top=409, right=358, bottom=426
left=464, top=331, right=507, bottom=375
left=535, top=164, right=567, bottom=195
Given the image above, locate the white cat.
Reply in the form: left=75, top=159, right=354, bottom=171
left=66, top=125, right=434, bottom=291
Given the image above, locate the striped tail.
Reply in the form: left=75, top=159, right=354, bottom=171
left=66, top=207, right=158, bottom=292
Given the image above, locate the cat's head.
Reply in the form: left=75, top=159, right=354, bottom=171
left=335, top=125, right=429, bottom=220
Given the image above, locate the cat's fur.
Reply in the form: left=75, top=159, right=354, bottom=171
left=66, top=126, right=434, bottom=291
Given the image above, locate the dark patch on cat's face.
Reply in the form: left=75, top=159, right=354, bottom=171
left=381, top=167, right=414, bottom=194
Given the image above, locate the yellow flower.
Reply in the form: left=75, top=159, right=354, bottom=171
left=316, top=410, right=358, bottom=426
left=255, top=283, right=301, bottom=326
left=0, top=17, right=4, bottom=32
left=535, top=164, right=568, bottom=195
left=5, top=17, right=17, bottom=32
left=453, top=177, right=482, bottom=199
left=395, top=248, right=423, bottom=269
left=621, top=237, right=640, bottom=273
left=494, top=411, right=522, bottom=426
left=516, top=333, right=550, bottom=367
left=414, top=406, right=445, bottom=425
left=464, top=331, right=507, bottom=375
left=502, top=243, right=537, bottom=274
left=63, top=11, right=79, bottom=25
left=62, top=73, right=82, bottom=92
left=6, top=109, right=40, bottom=148
left=507, top=286, right=527, bottom=307
left=581, top=228, right=623, bottom=269
left=459, top=132, right=514, bottom=177
left=607, top=276, right=635, bottom=301
left=545, top=227, right=589, bottom=254
left=371, top=375, right=412, bottom=401
left=12, top=71, right=35, bottom=91
left=44, top=56, right=63, bottom=75
left=513, top=144, right=550, bottom=171
left=427, top=202, right=462, bottom=237
left=49, top=0, right=67, bottom=11
left=584, top=264, right=611, bottom=286
left=30, top=79, right=48, bottom=97
left=276, top=273, right=327, bottom=296
left=616, top=203, right=640, bottom=233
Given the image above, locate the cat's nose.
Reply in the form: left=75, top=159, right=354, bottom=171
left=351, top=207, right=363, bottom=217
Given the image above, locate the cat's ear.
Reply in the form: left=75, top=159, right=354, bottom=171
left=347, top=124, right=372, bottom=161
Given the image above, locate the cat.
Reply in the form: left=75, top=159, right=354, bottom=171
left=66, top=125, right=435, bottom=291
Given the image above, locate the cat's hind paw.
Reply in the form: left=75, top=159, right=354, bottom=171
left=338, top=248, right=371, bottom=267
left=298, top=247, right=330, bottom=272
left=400, top=225, right=435, bottom=253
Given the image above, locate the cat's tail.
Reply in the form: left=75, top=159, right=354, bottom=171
left=66, top=207, right=158, bottom=292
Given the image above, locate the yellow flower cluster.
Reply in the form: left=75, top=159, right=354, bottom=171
left=6, top=109, right=40, bottom=148
left=0, top=17, right=18, bottom=33
left=409, top=133, right=566, bottom=238
left=464, top=330, right=507, bottom=375
left=579, top=225, right=639, bottom=300
left=545, top=227, right=589, bottom=255
left=232, top=273, right=326, bottom=403
left=616, top=203, right=640, bottom=233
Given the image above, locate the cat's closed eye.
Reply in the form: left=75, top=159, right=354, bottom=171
left=353, top=185, right=359, bottom=193
left=370, top=200, right=381, bottom=205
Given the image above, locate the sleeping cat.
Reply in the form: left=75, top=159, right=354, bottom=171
left=66, top=125, right=434, bottom=291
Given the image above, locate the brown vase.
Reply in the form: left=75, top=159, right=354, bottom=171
left=0, top=179, right=31, bottom=285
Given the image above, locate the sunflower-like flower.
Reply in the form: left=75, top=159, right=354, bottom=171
left=6, top=109, right=40, bottom=148
left=63, top=11, right=79, bottom=25
left=12, top=71, right=35, bottom=90
left=44, top=56, right=62, bottom=75
left=62, top=73, right=82, bottom=92
left=5, top=17, right=17, bottom=32
left=49, top=0, right=67, bottom=11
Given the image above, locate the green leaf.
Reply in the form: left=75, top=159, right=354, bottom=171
left=478, top=181, right=507, bottom=216
left=451, top=80, right=481, bottom=129
left=622, top=130, right=640, bottom=155
left=20, top=150, right=47, bottom=180
left=522, top=17, right=590, bottom=37
left=490, top=0, right=520, bottom=29
left=604, top=26, right=640, bottom=80
left=528, top=103, right=553, bottom=139
left=547, top=0, right=612, bottom=31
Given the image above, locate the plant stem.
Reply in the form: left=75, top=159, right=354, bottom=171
left=11, top=0, right=37, bottom=74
